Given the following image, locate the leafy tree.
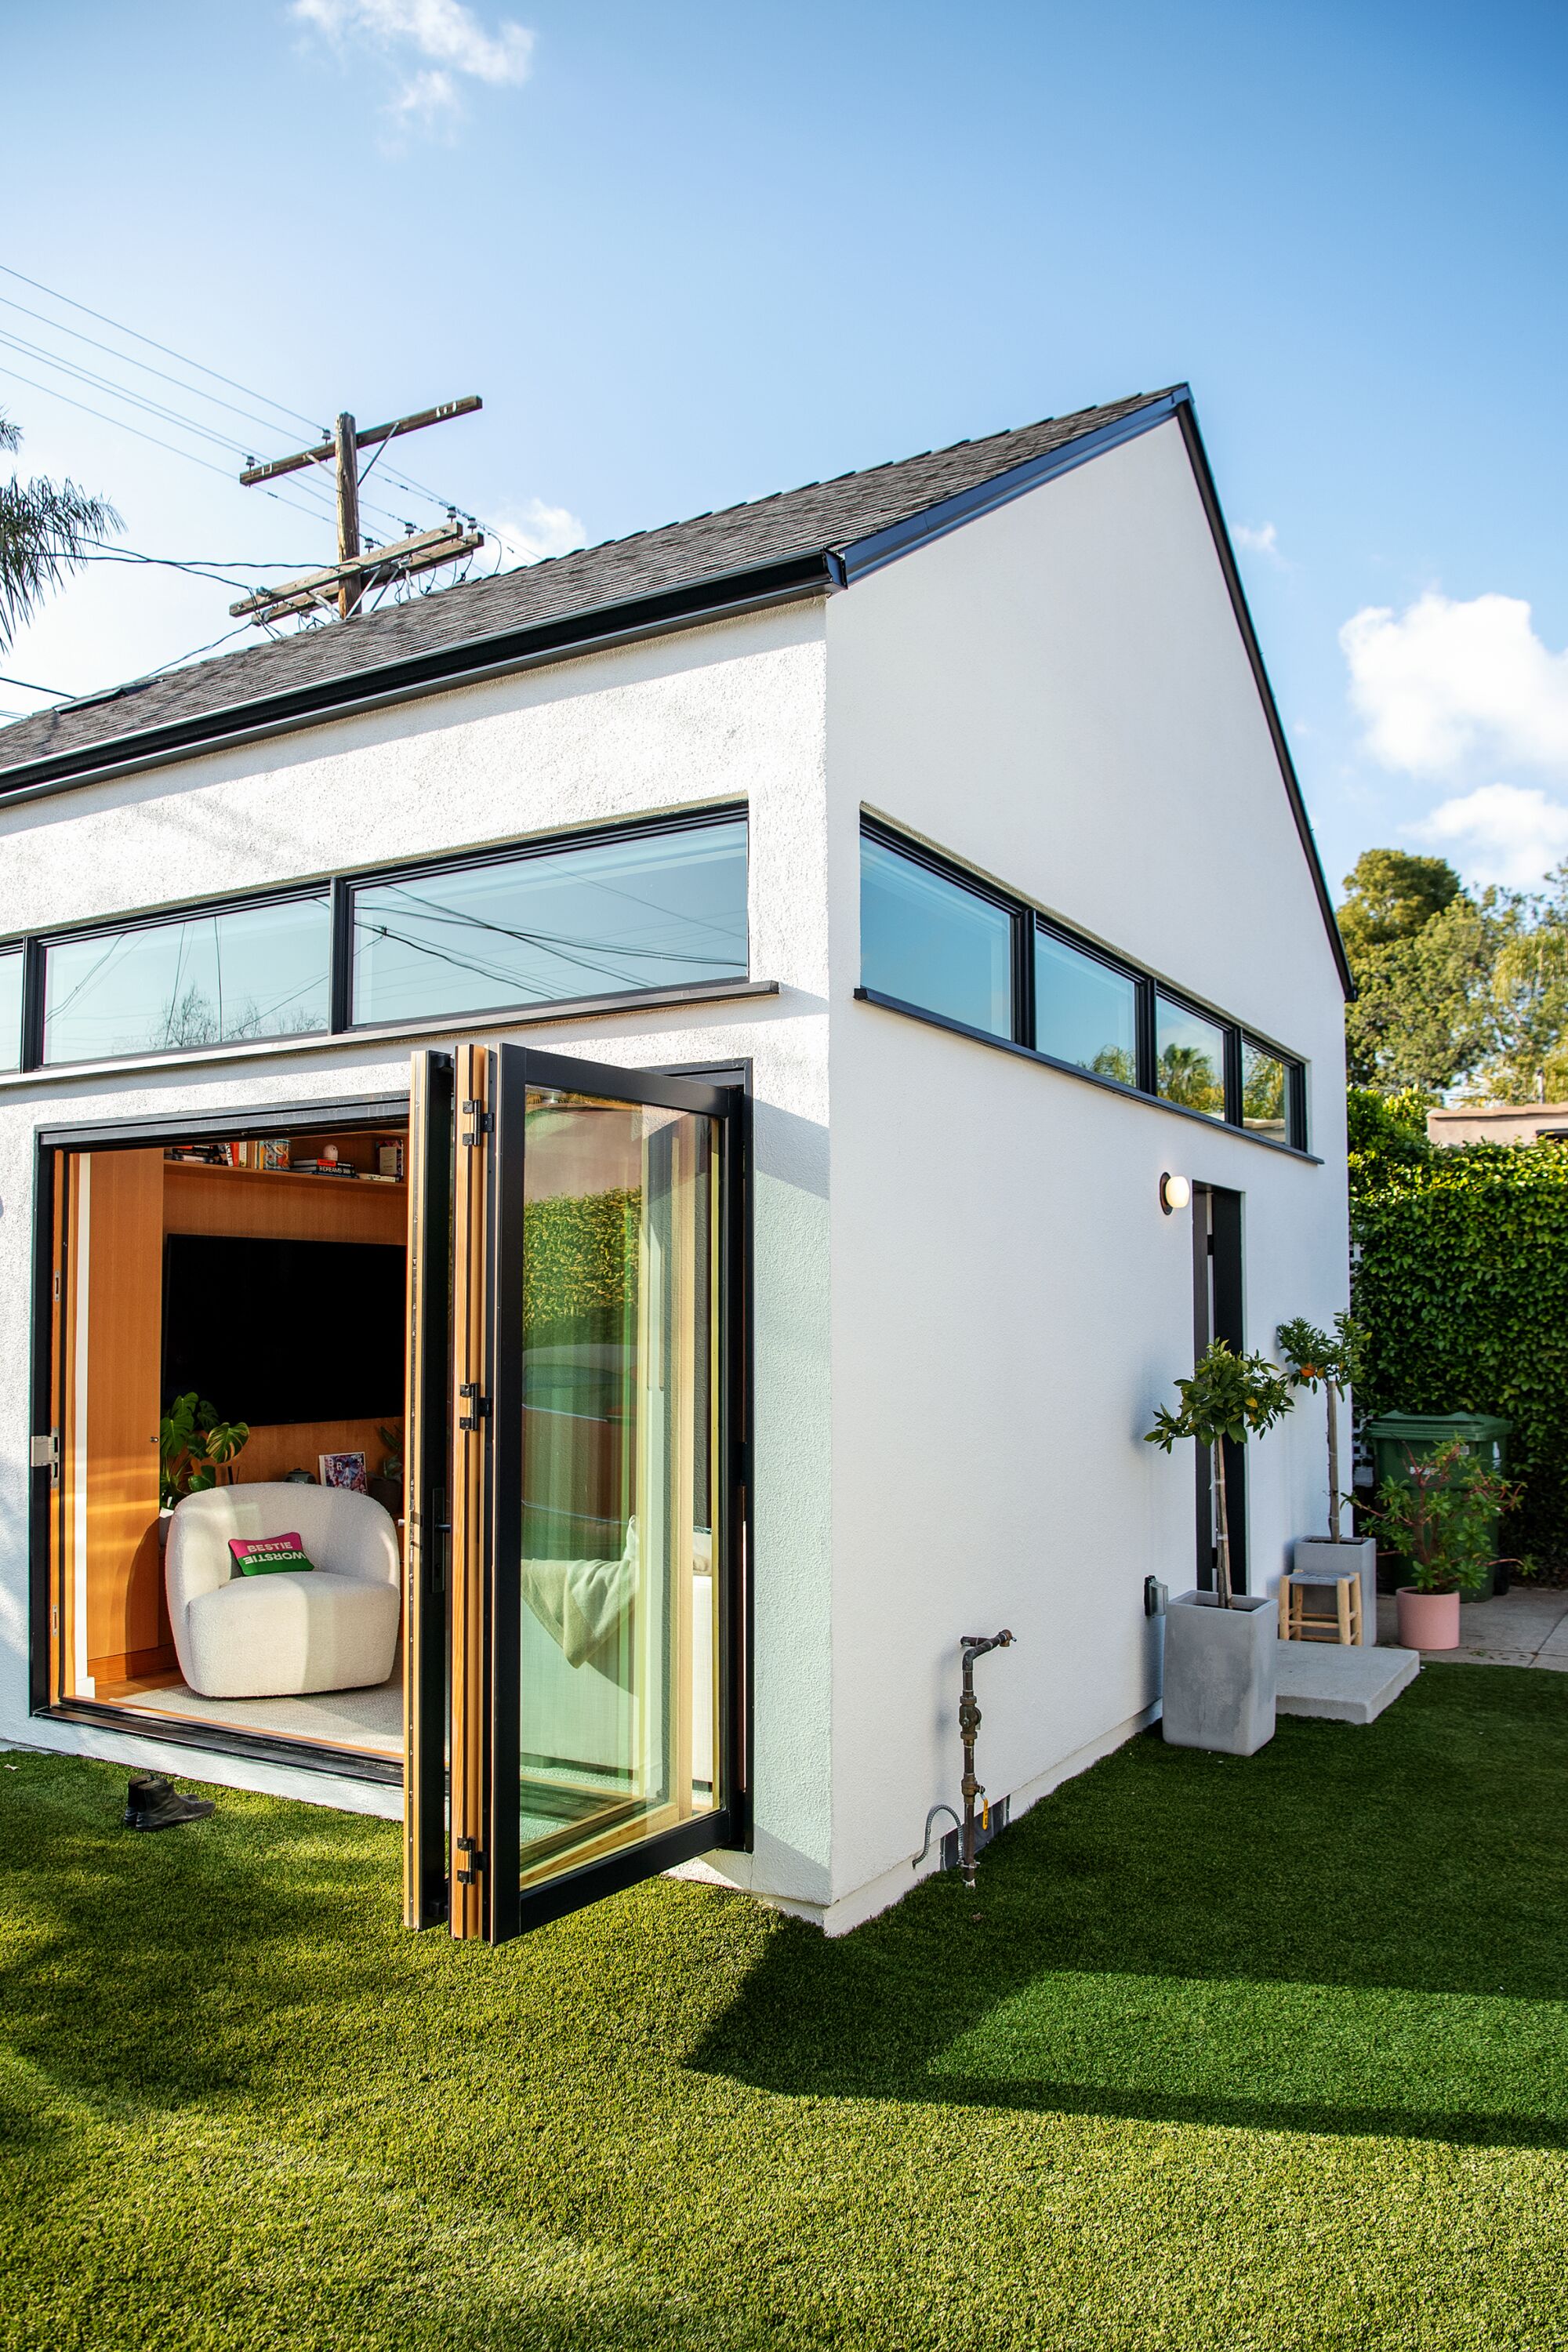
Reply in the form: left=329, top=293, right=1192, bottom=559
left=1337, top=849, right=1462, bottom=960
left=0, top=408, right=118, bottom=652
left=1145, top=1341, right=1295, bottom=1606
left=1157, top=1042, right=1223, bottom=1114
left=1276, top=1312, right=1366, bottom=1541
left=1342, top=893, right=1497, bottom=1091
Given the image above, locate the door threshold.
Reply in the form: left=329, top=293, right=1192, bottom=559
left=37, top=1699, right=403, bottom=1787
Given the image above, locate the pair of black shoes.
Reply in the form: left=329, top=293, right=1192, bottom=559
left=122, top=1774, right=216, bottom=1832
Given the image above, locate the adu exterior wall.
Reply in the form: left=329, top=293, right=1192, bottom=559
left=818, top=418, right=1349, bottom=1929
left=0, top=604, right=838, bottom=1907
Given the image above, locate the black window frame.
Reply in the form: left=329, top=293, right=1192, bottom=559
left=856, top=818, right=1311, bottom=1156
left=2, top=804, right=750, bottom=1076
left=859, top=815, right=1029, bottom=1048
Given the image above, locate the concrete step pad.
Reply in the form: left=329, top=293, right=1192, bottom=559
left=1275, top=1640, right=1420, bottom=1724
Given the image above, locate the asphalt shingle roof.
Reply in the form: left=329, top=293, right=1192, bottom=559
left=0, top=389, right=1174, bottom=777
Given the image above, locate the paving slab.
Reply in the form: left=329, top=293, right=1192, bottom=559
left=1374, top=1585, right=1568, bottom=1669
left=1275, top=1640, right=1420, bottom=1723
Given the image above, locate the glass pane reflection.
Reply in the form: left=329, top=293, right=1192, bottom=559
left=1242, top=1040, right=1289, bottom=1140
left=1035, top=927, right=1138, bottom=1085
left=1156, top=998, right=1227, bottom=1120
left=0, top=952, right=22, bottom=1072
left=42, top=897, right=330, bottom=1065
left=860, top=836, right=1014, bottom=1040
left=516, top=1088, right=720, bottom=1886
left=352, top=819, right=748, bottom=1025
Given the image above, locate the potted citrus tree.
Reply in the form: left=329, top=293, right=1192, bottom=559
left=1146, top=1340, right=1294, bottom=1754
left=1374, top=1435, right=1517, bottom=1651
left=1276, top=1313, right=1376, bottom=1641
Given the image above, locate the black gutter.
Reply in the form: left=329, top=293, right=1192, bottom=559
left=0, top=550, right=839, bottom=804
left=1174, top=401, right=1355, bottom=1004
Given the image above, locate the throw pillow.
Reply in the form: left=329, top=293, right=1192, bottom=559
left=228, top=1532, right=315, bottom=1577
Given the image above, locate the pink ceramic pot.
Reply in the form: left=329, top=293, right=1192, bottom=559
left=1396, top=1587, right=1461, bottom=1651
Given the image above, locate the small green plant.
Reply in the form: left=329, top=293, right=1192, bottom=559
left=1276, top=1312, right=1366, bottom=1542
left=1371, top=1436, right=1519, bottom=1594
left=1146, top=1341, right=1295, bottom=1606
left=378, top=1423, right=404, bottom=1480
left=159, top=1392, right=249, bottom=1510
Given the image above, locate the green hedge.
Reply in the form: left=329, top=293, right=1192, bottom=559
left=1352, top=1142, right=1568, bottom=1556
left=524, top=1188, right=640, bottom=1336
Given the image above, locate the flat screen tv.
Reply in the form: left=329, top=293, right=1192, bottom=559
left=162, top=1234, right=406, bottom=1428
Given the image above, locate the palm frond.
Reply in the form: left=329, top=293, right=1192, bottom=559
left=0, top=405, right=120, bottom=653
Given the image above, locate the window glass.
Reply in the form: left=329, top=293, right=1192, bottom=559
left=351, top=818, right=748, bottom=1025
left=0, top=950, right=21, bottom=1073
left=1156, top=997, right=1228, bottom=1120
left=42, top=896, right=331, bottom=1066
left=1035, top=927, right=1138, bottom=1086
left=860, top=834, right=1014, bottom=1040
left=1241, top=1040, right=1290, bottom=1141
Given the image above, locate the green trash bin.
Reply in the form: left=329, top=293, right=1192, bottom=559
left=1363, top=1411, right=1512, bottom=1602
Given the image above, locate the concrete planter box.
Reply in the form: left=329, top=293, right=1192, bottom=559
left=1291, top=1534, right=1377, bottom=1645
left=1162, top=1592, right=1276, bottom=1755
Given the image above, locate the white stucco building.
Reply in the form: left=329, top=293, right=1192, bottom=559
left=0, top=384, right=1352, bottom=1940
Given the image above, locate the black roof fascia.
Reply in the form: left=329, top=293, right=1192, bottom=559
left=0, top=550, right=837, bottom=804
left=1172, top=400, right=1354, bottom=1002
left=838, top=388, right=1189, bottom=581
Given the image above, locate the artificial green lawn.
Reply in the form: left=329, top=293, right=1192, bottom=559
left=2, top=1665, right=1566, bottom=2351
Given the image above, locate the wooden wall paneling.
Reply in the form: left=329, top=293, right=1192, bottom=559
left=53, top=1152, right=75, bottom=1702
left=230, top=1417, right=395, bottom=1488
left=83, top=1149, right=165, bottom=1679
left=164, top=1162, right=408, bottom=1246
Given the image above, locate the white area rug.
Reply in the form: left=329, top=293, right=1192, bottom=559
left=122, top=1672, right=401, bottom=1759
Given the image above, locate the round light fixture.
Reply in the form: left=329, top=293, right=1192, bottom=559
left=1160, top=1172, right=1192, bottom=1216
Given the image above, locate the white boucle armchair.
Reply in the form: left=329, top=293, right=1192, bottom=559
left=166, top=1483, right=401, bottom=1700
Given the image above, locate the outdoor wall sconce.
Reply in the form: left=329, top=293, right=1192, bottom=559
left=1159, top=1172, right=1192, bottom=1215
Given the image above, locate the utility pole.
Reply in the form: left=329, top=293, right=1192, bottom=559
left=233, top=395, right=484, bottom=628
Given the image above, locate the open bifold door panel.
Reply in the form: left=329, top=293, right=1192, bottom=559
left=405, top=1040, right=745, bottom=1943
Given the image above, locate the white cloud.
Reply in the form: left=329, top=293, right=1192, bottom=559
left=1233, top=521, right=1284, bottom=564
left=292, top=0, right=533, bottom=133
left=1341, top=591, right=1568, bottom=778
left=386, top=66, right=463, bottom=130
left=1410, top=782, right=1568, bottom=890
left=489, top=496, right=586, bottom=564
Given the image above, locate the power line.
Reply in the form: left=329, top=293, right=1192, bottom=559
left=0, top=357, right=333, bottom=529
left=0, top=287, right=326, bottom=447
left=0, top=261, right=321, bottom=438
left=0, top=668, right=74, bottom=696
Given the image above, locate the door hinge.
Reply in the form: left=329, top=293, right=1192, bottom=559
left=460, top=1099, right=494, bottom=1145
left=31, top=1430, right=60, bottom=1483
left=456, top=1835, right=485, bottom=1885
left=458, top=1382, right=490, bottom=1432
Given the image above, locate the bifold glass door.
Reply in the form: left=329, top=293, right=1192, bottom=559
left=405, top=1040, right=742, bottom=1943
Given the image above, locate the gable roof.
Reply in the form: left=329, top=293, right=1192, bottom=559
left=0, top=383, right=1352, bottom=994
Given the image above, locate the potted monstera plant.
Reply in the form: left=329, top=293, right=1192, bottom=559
left=1276, top=1313, right=1376, bottom=1642
left=158, top=1392, right=250, bottom=1544
left=1374, top=1436, right=1518, bottom=1651
left=1146, top=1340, right=1294, bottom=1755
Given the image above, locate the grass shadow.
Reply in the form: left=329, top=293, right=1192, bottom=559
left=691, top=1665, right=1568, bottom=2147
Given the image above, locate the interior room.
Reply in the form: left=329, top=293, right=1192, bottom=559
left=49, top=1119, right=412, bottom=1766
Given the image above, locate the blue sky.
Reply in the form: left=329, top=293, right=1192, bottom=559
left=3, top=0, right=1566, bottom=902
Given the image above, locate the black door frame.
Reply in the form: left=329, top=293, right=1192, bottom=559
left=27, top=1090, right=413, bottom=1782
left=472, top=1041, right=750, bottom=1943
left=1192, top=1181, right=1247, bottom=1595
